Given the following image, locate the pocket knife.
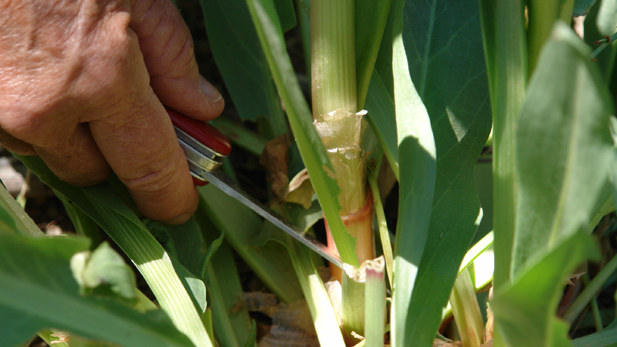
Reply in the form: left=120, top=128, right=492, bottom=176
left=167, top=108, right=342, bottom=268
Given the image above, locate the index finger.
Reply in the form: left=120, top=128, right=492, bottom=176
left=90, top=88, right=198, bottom=224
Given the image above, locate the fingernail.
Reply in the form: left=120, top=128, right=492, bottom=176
left=199, top=75, right=222, bottom=102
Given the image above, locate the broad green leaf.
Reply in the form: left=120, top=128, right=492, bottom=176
left=355, top=0, right=393, bottom=109
left=389, top=0, right=437, bottom=345
left=245, top=0, right=358, bottom=265
left=573, top=0, right=598, bottom=15
left=365, top=71, right=399, bottom=180
left=512, top=24, right=614, bottom=274
left=492, top=232, right=599, bottom=347
left=273, top=0, right=296, bottom=32
left=0, top=234, right=194, bottom=347
left=391, top=0, right=492, bottom=346
left=14, top=155, right=213, bottom=347
left=198, top=185, right=303, bottom=303
left=198, top=0, right=287, bottom=136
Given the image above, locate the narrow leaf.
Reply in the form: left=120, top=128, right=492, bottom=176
left=365, top=71, right=399, bottom=180
left=355, top=0, right=393, bottom=109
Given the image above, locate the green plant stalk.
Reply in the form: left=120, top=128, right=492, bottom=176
left=245, top=0, right=357, bottom=266
left=563, top=251, right=617, bottom=324
left=368, top=168, right=393, bottom=289
left=527, top=0, right=573, bottom=74
left=583, top=273, right=603, bottom=332
left=311, top=0, right=357, bottom=118
left=289, top=239, right=346, bottom=347
left=364, top=257, right=386, bottom=347
left=449, top=267, right=485, bottom=347
left=479, top=0, right=527, bottom=291
left=311, top=0, right=374, bottom=266
left=342, top=263, right=366, bottom=341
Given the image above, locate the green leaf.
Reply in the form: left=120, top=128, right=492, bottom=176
left=512, top=24, right=614, bottom=274
left=198, top=0, right=287, bottom=136
left=573, top=320, right=617, bottom=346
left=204, top=242, right=253, bottom=347
left=198, top=185, right=303, bottom=303
left=365, top=71, right=399, bottom=180
left=244, top=0, right=358, bottom=266
left=71, top=241, right=137, bottom=303
left=573, top=0, right=598, bottom=16
left=0, top=177, right=43, bottom=237
left=0, top=234, right=194, bottom=347
left=389, top=0, right=438, bottom=346
left=273, top=0, right=296, bottom=32
left=390, top=0, right=492, bottom=346
left=527, top=0, right=571, bottom=74
left=491, top=232, right=599, bottom=347
left=355, top=0, right=393, bottom=109
left=597, top=0, right=617, bottom=35
left=481, top=0, right=528, bottom=293
left=14, top=155, right=213, bottom=347
left=58, top=193, right=101, bottom=248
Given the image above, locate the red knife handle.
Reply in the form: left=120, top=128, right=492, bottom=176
left=166, top=108, right=232, bottom=186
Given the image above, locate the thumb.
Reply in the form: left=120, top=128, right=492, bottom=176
left=130, top=0, right=224, bottom=121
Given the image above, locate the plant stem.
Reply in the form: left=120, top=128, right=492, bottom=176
left=311, top=0, right=357, bottom=118
left=449, top=267, right=485, bottom=347
left=479, top=0, right=527, bottom=290
left=311, top=0, right=374, bottom=265
left=563, top=252, right=617, bottom=324
left=368, top=169, right=393, bottom=289
left=364, top=257, right=386, bottom=347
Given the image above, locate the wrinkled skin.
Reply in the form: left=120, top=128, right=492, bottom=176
left=0, top=0, right=224, bottom=224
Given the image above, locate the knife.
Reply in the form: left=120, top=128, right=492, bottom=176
left=167, top=108, right=343, bottom=268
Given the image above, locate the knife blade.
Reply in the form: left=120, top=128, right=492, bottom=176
left=167, top=108, right=343, bottom=268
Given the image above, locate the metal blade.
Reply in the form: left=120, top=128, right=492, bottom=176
left=194, top=165, right=343, bottom=268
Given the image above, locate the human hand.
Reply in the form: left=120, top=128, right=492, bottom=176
left=0, top=0, right=224, bottom=224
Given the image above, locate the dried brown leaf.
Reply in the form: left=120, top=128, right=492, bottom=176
left=260, top=134, right=291, bottom=201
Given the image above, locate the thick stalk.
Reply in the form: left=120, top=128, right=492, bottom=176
left=311, top=0, right=357, bottom=118
left=311, top=0, right=374, bottom=265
